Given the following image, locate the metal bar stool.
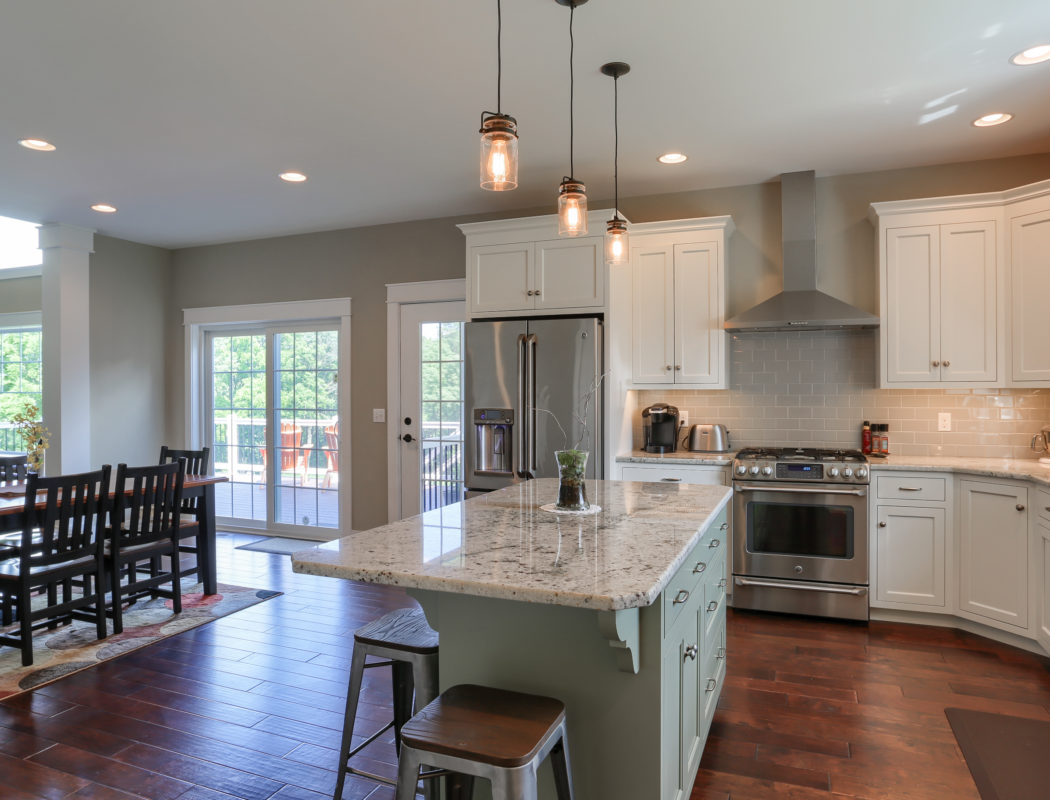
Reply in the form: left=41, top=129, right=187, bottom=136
left=394, top=684, right=576, bottom=800
left=334, top=607, right=440, bottom=799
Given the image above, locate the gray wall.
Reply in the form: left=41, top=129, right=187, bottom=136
left=0, top=275, right=42, bottom=313
left=90, top=235, right=172, bottom=468
left=166, top=151, right=1050, bottom=531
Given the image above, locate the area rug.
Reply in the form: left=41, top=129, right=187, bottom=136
left=0, top=581, right=280, bottom=698
left=236, top=536, right=332, bottom=555
left=945, top=707, right=1050, bottom=800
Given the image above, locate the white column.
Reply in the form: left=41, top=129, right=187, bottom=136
left=39, top=223, right=95, bottom=474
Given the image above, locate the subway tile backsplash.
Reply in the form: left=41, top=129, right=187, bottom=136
left=635, top=330, right=1050, bottom=459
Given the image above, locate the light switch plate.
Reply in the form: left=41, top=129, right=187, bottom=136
left=373, top=408, right=386, bottom=423
left=938, top=412, right=951, bottom=431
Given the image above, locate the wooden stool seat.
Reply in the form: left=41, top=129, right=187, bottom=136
left=402, top=684, right=566, bottom=768
left=395, top=684, right=576, bottom=800
left=354, top=606, right=439, bottom=654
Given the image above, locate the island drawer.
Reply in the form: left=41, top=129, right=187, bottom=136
left=1038, top=490, right=1050, bottom=523
left=702, top=550, right=727, bottom=644
left=701, top=617, right=726, bottom=731
left=664, top=541, right=705, bottom=635
left=619, top=464, right=728, bottom=486
left=876, top=474, right=947, bottom=501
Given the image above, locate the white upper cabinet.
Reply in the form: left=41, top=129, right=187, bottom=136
left=627, top=218, right=733, bottom=389
left=872, top=177, right=1050, bottom=388
left=1009, top=192, right=1050, bottom=384
left=876, top=214, right=998, bottom=386
left=459, top=211, right=613, bottom=318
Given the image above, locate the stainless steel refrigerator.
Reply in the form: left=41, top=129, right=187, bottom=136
left=464, top=317, right=603, bottom=494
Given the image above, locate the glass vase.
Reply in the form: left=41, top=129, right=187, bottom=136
left=554, top=449, right=590, bottom=511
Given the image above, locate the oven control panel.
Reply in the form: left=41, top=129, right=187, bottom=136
left=733, top=459, right=869, bottom=483
left=776, top=463, right=823, bottom=480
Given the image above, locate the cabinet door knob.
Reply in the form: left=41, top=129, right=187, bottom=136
left=878, top=521, right=887, bottom=527
left=534, top=290, right=541, bottom=296
left=672, top=589, right=690, bottom=605
left=1017, top=504, right=1025, bottom=511
left=718, top=578, right=728, bottom=589
left=665, top=365, right=673, bottom=371
left=943, top=360, right=950, bottom=367
left=674, top=365, right=681, bottom=371
left=526, top=290, right=534, bottom=296
left=932, top=360, right=940, bottom=367
left=684, top=644, right=698, bottom=661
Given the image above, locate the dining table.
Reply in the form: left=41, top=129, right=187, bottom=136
left=0, top=474, right=227, bottom=595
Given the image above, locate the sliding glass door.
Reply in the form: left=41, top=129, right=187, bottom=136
left=206, top=325, right=339, bottom=534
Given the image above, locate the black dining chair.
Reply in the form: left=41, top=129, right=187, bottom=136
left=158, top=446, right=209, bottom=582
left=0, top=454, right=29, bottom=483
left=0, top=466, right=112, bottom=666
left=106, top=460, right=188, bottom=635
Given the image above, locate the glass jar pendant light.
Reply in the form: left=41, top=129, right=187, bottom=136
left=601, top=61, right=630, bottom=265
left=556, top=0, right=588, bottom=236
left=480, top=0, right=518, bottom=191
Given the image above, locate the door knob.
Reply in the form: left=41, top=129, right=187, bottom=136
left=402, top=434, right=415, bottom=443
left=404, top=417, right=412, bottom=425
left=1017, top=504, right=1025, bottom=511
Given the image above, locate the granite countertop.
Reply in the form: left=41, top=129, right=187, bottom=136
left=291, top=478, right=732, bottom=612
left=870, top=455, right=1050, bottom=488
left=616, top=449, right=735, bottom=466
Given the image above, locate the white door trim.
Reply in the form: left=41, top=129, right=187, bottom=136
left=183, top=297, right=352, bottom=535
left=386, top=279, right=466, bottom=523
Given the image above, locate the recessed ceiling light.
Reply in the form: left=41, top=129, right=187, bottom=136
left=657, top=153, right=688, bottom=164
left=972, top=112, right=1013, bottom=127
left=279, top=171, right=308, bottom=183
left=90, top=203, right=117, bottom=214
left=18, top=138, right=56, bottom=152
left=1012, top=45, right=1050, bottom=65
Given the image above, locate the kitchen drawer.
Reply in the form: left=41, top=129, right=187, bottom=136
left=1038, top=490, right=1050, bottom=523
left=701, top=616, right=726, bottom=729
left=664, top=539, right=705, bottom=636
left=702, top=550, right=727, bottom=644
left=620, top=464, right=728, bottom=486
left=876, top=474, right=947, bottom=502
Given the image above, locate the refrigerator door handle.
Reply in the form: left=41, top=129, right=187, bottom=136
left=525, top=333, right=537, bottom=478
left=516, top=333, right=527, bottom=478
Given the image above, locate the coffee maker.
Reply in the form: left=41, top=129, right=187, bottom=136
left=642, top=404, right=680, bottom=453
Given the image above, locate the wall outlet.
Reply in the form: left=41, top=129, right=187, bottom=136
left=679, top=410, right=689, bottom=427
left=373, top=408, right=386, bottom=423
left=938, top=412, right=951, bottom=431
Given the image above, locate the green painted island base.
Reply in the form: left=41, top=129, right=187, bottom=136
left=409, top=589, right=664, bottom=800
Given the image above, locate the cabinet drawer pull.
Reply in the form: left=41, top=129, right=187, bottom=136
left=719, top=522, right=729, bottom=530
left=684, top=644, right=698, bottom=661
left=1045, top=507, right=1050, bottom=513
left=1017, top=504, right=1025, bottom=511
left=718, top=578, right=727, bottom=589
left=705, top=678, right=717, bottom=692
left=899, top=487, right=922, bottom=492
left=660, top=477, right=682, bottom=482
left=717, top=647, right=726, bottom=660
left=709, top=538, right=721, bottom=549
left=672, top=589, right=690, bottom=605
left=707, top=600, right=719, bottom=613
left=693, top=561, right=707, bottom=574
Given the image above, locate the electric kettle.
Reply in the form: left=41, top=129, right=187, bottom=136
left=1031, top=425, right=1050, bottom=464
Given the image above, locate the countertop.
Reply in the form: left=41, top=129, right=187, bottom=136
left=869, top=455, right=1050, bottom=488
left=616, top=449, right=735, bottom=466
left=291, top=478, right=732, bottom=612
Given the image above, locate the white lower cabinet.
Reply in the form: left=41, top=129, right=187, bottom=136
left=958, top=479, right=1029, bottom=631
left=1033, top=492, right=1050, bottom=655
left=874, top=504, right=947, bottom=609
left=618, top=463, right=729, bottom=486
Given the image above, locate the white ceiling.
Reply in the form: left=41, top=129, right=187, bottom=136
left=2, top=0, right=1049, bottom=249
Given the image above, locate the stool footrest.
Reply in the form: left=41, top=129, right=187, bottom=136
left=346, top=719, right=394, bottom=759
left=363, top=658, right=395, bottom=669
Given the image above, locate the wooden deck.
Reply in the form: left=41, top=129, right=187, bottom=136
left=0, top=532, right=1046, bottom=798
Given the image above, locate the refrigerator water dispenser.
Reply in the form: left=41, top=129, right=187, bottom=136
left=474, top=408, right=514, bottom=475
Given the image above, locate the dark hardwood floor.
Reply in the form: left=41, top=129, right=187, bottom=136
left=0, top=531, right=1047, bottom=799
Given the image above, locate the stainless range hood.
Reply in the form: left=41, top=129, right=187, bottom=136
left=724, top=170, right=879, bottom=332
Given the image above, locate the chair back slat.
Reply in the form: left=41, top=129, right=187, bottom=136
left=0, top=455, right=29, bottom=483
left=159, top=446, right=209, bottom=476
left=24, top=466, right=112, bottom=569
left=113, top=460, right=184, bottom=548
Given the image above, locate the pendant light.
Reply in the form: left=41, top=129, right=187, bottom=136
left=480, top=0, right=518, bottom=191
left=556, top=0, right=588, bottom=236
left=601, top=61, right=630, bottom=265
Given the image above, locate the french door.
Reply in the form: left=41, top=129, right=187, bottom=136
left=398, top=302, right=465, bottom=518
left=206, top=324, right=340, bottom=535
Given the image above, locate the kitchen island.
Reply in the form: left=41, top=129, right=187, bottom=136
left=293, top=478, right=731, bottom=800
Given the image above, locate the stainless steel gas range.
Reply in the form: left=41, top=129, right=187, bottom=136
left=732, top=447, right=870, bottom=621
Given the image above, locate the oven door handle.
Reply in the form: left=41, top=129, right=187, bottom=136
left=734, top=577, right=868, bottom=596
left=734, top=483, right=867, bottom=497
